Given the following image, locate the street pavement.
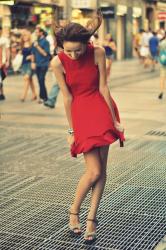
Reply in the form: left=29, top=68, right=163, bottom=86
left=0, top=59, right=166, bottom=250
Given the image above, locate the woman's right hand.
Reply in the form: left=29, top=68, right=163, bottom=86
left=114, top=121, right=124, bottom=133
left=26, top=55, right=32, bottom=60
left=31, top=62, right=36, bottom=70
left=67, top=134, right=75, bottom=146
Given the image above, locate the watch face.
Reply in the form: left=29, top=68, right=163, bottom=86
left=68, top=129, right=74, bottom=135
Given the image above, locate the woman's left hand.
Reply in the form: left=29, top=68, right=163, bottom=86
left=26, top=55, right=32, bottom=60
left=67, top=135, right=75, bottom=146
left=31, top=62, right=36, bottom=70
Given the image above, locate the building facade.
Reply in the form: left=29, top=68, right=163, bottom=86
left=155, top=0, right=166, bottom=30
left=0, top=0, right=60, bottom=29
left=64, top=0, right=144, bottom=60
left=0, top=0, right=165, bottom=60
left=99, top=0, right=143, bottom=60
left=0, top=1, right=13, bottom=28
left=64, top=0, right=165, bottom=60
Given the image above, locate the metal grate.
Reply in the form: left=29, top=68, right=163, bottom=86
left=121, top=139, right=166, bottom=155
left=146, top=130, right=166, bottom=137
left=154, top=235, right=166, bottom=250
left=0, top=232, right=43, bottom=250
left=36, top=240, right=115, bottom=250
left=100, top=186, right=166, bottom=217
left=1, top=200, right=76, bottom=239
left=34, top=239, right=109, bottom=250
left=0, top=175, right=43, bottom=197
left=0, top=128, right=166, bottom=249
left=34, top=212, right=166, bottom=250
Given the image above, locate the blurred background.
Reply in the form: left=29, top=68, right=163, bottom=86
left=0, top=0, right=165, bottom=61
left=0, top=2, right=166, bottom=249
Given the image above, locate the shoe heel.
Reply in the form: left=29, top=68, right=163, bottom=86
left=69, top=211, right=82, bottom=236
left=119, top=139, right=124, bottom=147
left=84, top=218, right=98, bottom=244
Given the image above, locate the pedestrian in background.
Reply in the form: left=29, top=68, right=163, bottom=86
left=44, top=39, right=60, bottom=109
left=140, top=29, right=152, bottom=68
left=0, top=26, right=10, bottom=101
left=133, top=29, right=142, bottom=62
left=157, top=28, right=165, bottom=41
left=44, top=80, right=60, bottom=108
left=103, top=33, right=116, bottom=80
left=158, top=32, right=166, bottom=99
left=149, top=31, right=159, bottom=72
left=51, top=11, right=124, bottom=244
left=20, top=30, right=36, bottom=102
left=31, top=27, right=50, bottom=103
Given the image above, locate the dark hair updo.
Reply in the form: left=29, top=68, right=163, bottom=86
left=56, top=23, right=91, bottom=48
left=54, top=10, right=102, bottom=48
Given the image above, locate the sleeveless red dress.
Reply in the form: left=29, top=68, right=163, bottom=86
left=58, top=44, right=125, bottom=157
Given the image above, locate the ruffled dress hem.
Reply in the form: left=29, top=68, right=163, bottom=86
left=71, top=130, right=125, bottom=158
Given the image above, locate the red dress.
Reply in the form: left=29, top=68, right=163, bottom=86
left=58, top=44, right=125, bottom=157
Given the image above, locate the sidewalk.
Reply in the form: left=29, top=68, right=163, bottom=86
left=110, top=59, right=159, bottom=88
left=0, top=59, right=166, bottom=250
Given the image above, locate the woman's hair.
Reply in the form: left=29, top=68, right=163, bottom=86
left=53, top=10, right=102, bottom=48
left=20, top=30, right=32, bottom=48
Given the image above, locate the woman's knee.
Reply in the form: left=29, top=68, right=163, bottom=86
left=24, top=75, right=30, bottom=81
left=84, top=148, right=104, bottom=183
left=86, top=169, right=102, bottom=184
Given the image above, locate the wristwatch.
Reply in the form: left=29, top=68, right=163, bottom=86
left=68, top=128, right=74, bottom=135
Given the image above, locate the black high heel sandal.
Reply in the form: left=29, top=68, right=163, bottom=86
left=84, top=218, right=98, bottom=244
left=158, top=92, right=163, bottom=99
left=69, top=211, right=82, bottom=236
left=119, top=139, right=124, bottom=147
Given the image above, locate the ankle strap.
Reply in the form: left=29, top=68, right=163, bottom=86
left=87, top=218, right=98, bottom=225
left=69, top=211, right=79, bottom=216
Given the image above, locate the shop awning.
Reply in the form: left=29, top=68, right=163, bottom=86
left=158, top=12, right=166, bottom=21
left=0, top=1, right=14, bottom=5
left=14, top=0, right=59, bottom=6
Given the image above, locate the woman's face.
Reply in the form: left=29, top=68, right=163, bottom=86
left=22, top=31, right=31, bottom=42
left=63, top=41, right=86, bottom=60
left=106, top=33, right=111, bottom=40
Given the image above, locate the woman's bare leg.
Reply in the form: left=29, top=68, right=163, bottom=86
left=158, top=76, right=165, bottom=99
left=86, top=145, right=109, bottom=239
left=88, top=145, right=109, bottom=218
left=21, top=75, right=30, bottom=101
left=70, top=148, right=102, bottom=231
left=160, top=77, right=165, bottom=93
left=29, top=77, right=37, bottom=100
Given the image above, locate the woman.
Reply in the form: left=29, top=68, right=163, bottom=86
left=0, top=26, right=9, bottom=101
left=51, top=12, right=124, bottom=244
left=158, top=32, right=166, bottom=99
left=103, top=33, right=116, bottom=80
left=20, top=30, right=36, bottom=102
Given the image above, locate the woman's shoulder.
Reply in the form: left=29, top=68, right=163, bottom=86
left=94, top=45, right=105, bottom=57
left=93, top=46, right=105, bottom=65
left=51, top=55, right=62, bottom=68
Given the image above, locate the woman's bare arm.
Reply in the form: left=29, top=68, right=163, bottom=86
left=110, top=41, right=116, bottom=51
left=95, top=46, right=124, bottom=132
left=51, top=56, right=73, bottom=129
left=94, top=46, right=116, bottom=122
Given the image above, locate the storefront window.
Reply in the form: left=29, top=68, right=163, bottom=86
left=11, top=4, right=32, bottom=28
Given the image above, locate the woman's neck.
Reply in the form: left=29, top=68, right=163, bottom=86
left=24, top=41, right=31, bottom=48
